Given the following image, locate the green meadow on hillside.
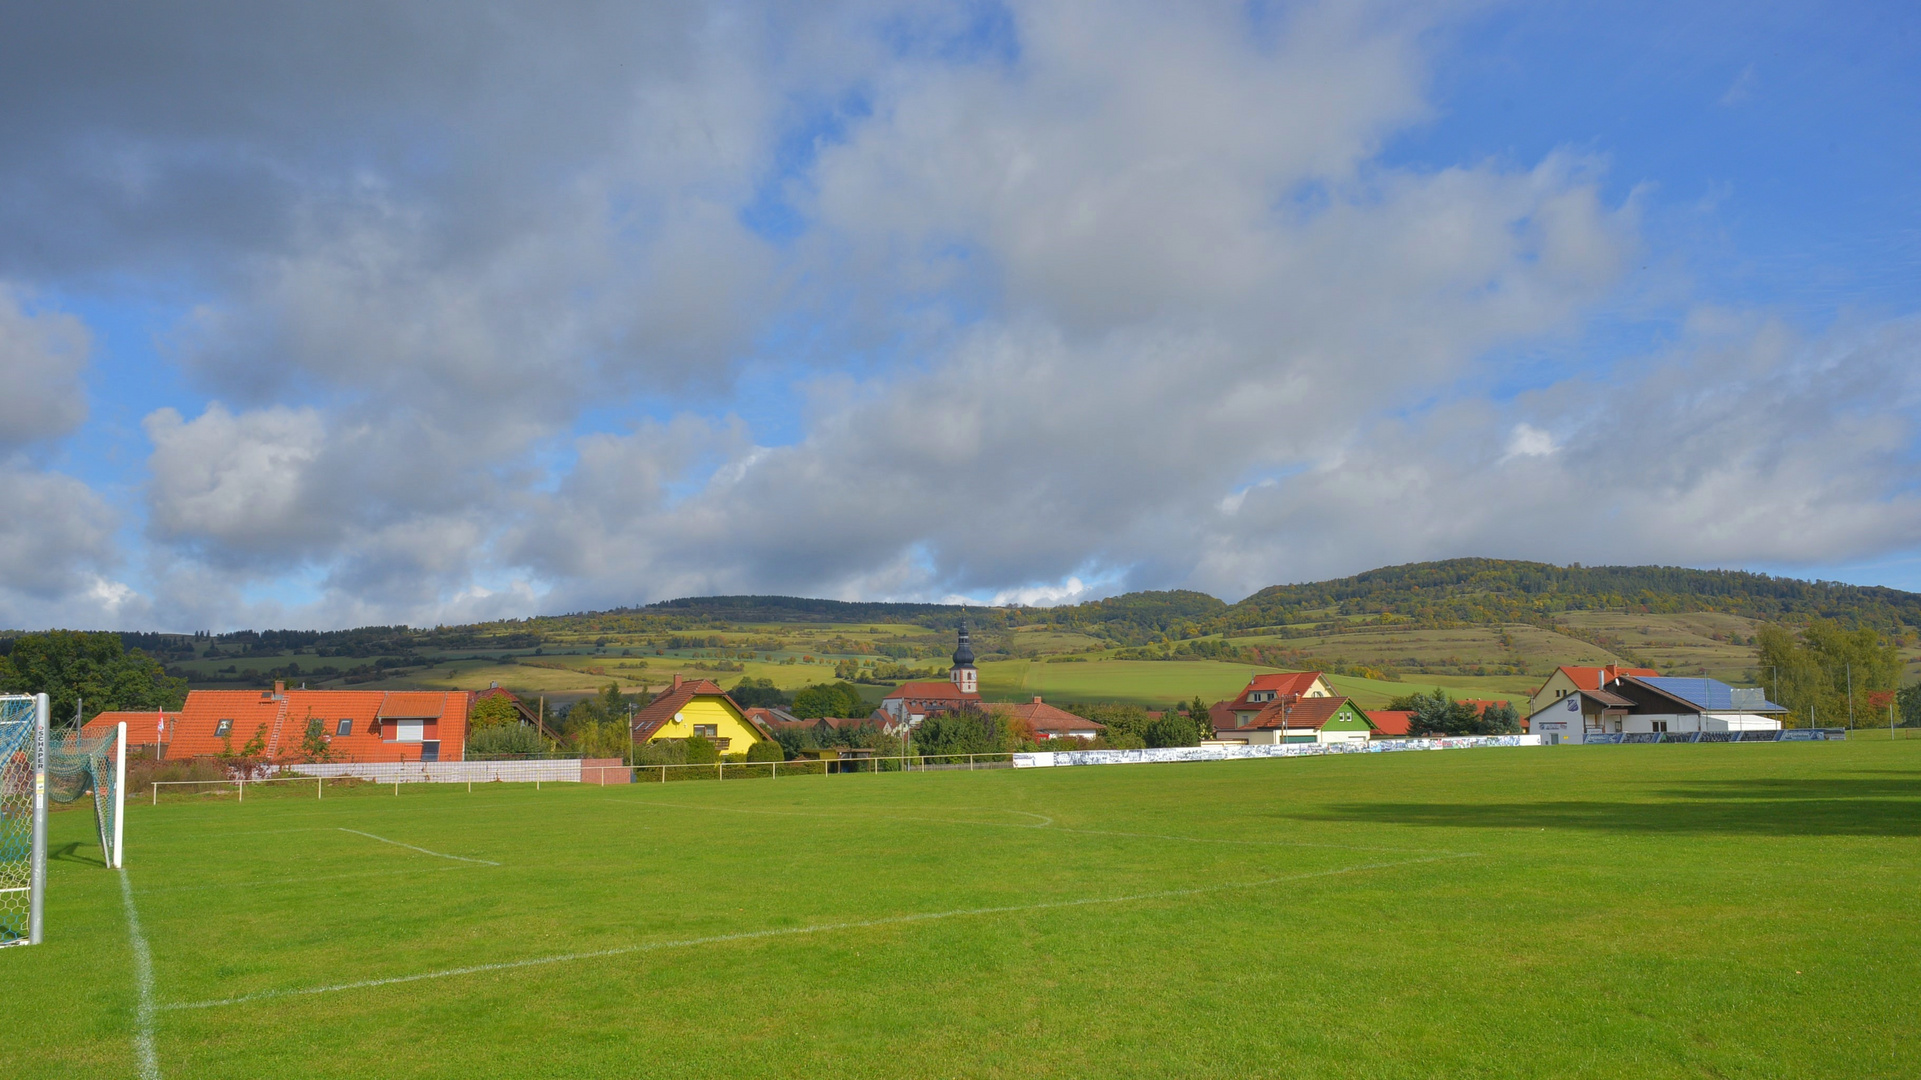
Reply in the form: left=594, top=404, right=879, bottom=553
left=114, top=558, right=1921, bottom=710
left=11, top=740, right=1919, bottom=1078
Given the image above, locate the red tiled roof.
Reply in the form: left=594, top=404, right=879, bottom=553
left=472, top=685, right=554, bottom=738
left=1208, top=701, right=1236, bottom=730
left=81, top=710, right=178, bottom=742
left=1219, top=695, right=1359, bottom=732
left=630, top=679, right=746, bottom=741
left=1538, top=665, right=1659, bottom=696
left=884, top=681, right=979, bottom=703
left=1224, top=672, right=1329, bottom=711
left=993, top=697, right=1104, bottom=736
left=1366, top=710, right=1413, bottom=736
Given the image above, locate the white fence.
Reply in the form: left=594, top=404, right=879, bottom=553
left=285, top=759, right=591, bottom=784
left=1014, top=734, right=1541, bottom=769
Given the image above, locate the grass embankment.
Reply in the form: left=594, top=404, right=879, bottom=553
left=12, top=740, right=1919, bottom=1078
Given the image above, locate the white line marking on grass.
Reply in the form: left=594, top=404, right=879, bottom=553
left=337, top=828, right=500, bottom=865
left=162, top=852, right=1475, bottom=1011
left=118, top=871, right=162, bottom=1080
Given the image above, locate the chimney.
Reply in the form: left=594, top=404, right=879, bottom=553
left=672, top=673, right=682, bottom=691
left=273, top=680, right=285, bottom=696
left=1032, top=696, right=1043, bottom=704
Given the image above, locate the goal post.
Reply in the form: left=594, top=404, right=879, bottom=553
left=48, top=713, right=126, bottom=872
left=113, top=721, right=127, bottom=870
left=0, top=693, right=48, bottom=947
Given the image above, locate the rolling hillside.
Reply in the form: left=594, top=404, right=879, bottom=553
left=24, top=559, right=1917, bottom=704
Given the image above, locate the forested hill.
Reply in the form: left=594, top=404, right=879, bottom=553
left=1207, top=559, right=1921, bottom=634
left=41, top=559, right=1917, bottom=651
left=633, top=560, right=1921, bottom=642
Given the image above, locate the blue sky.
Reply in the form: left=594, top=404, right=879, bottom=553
left=0, top=0, right=1917, bottom=630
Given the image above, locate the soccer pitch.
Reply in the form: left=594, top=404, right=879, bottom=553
left=11, top=744, right=1920, bottom=1079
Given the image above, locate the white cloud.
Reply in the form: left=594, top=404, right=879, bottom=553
left=144, top=403, right=329, bottom=557
left=0, top=2, right=1912, bottom=628
left=1502, top=423, right=1558, bottom=460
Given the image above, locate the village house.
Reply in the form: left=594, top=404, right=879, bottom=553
left=1527, top=664, right=1661, bottom=718
left=1216, top=671, right=1336, bottom=728
left=1211, top=694, right=1375, bottom=745
left=84, top=684, right=477, bottom=763
left=629, top=674, right=772, bottom=754
left=1526, top=672, right=1785, bottom=744
left=995, top=697, right=1104, bottom=741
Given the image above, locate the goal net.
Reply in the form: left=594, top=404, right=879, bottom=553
left=49, top=719, right=127, bottom=871
left=1, top=694, right=46, bottom=947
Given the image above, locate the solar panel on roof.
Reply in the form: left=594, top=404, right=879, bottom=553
left=1636, top=676, right=1784, bottom=712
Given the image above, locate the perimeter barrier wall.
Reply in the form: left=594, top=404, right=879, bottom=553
left=1014, top=734, right=1541, bottom=769
left=284, top=758, right=607, bottom=784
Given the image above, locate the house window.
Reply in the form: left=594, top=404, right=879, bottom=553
left=694, top=724, right=718, bottom=738
left=336, top=718, right=352, bottom=737
left=214, top=719, right=233, bottom=737
left=1651, top=720, right=1669, bottom=733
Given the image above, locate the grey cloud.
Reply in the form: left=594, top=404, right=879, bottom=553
left=0, top=466, right=122, bottom=620
left=0, top=287, right=90, bottom=449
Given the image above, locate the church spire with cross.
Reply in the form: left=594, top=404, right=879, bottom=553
left=949, top=615, right=978, bottom=695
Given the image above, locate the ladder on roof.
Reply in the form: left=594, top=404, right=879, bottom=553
left=263, top=697, right=290, bottom=758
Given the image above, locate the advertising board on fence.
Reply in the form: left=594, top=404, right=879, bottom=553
left=1013, top=734, right=1541, bottom=769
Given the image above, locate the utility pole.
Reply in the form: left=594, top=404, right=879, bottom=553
left=1846, top=662, right=1854, bottom=731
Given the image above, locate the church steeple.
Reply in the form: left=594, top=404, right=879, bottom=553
left=950, top=619, right=978, bottom=695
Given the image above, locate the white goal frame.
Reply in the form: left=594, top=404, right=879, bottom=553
left=0, top=693, right=48, bottom=947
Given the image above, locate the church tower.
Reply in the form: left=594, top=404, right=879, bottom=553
left=950, top=620, right=978, bottom=695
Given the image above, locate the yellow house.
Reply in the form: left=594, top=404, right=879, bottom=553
left=631, top=675, right=769, bottom=755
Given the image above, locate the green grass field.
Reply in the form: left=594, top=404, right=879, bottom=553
left=12, top=742, right=1920, bottom=1078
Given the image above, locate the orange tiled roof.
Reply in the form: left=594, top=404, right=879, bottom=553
left=1224, top=695, right=1359, bottom=732
left=162, top=689, right=472, bottom=763
left=81, top=710, right=178, bottom=742
left=1225, top=672, right=1328, bottom=711
left=993, top=697, right=1104, bottom=736
left=379, top=691, right=449, bottom=718
left=884, top=681, right=979, bottom=703
left=1365, top=710, right=1413, bottom=736
left=1539, top=665, right=1659, bottom=696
